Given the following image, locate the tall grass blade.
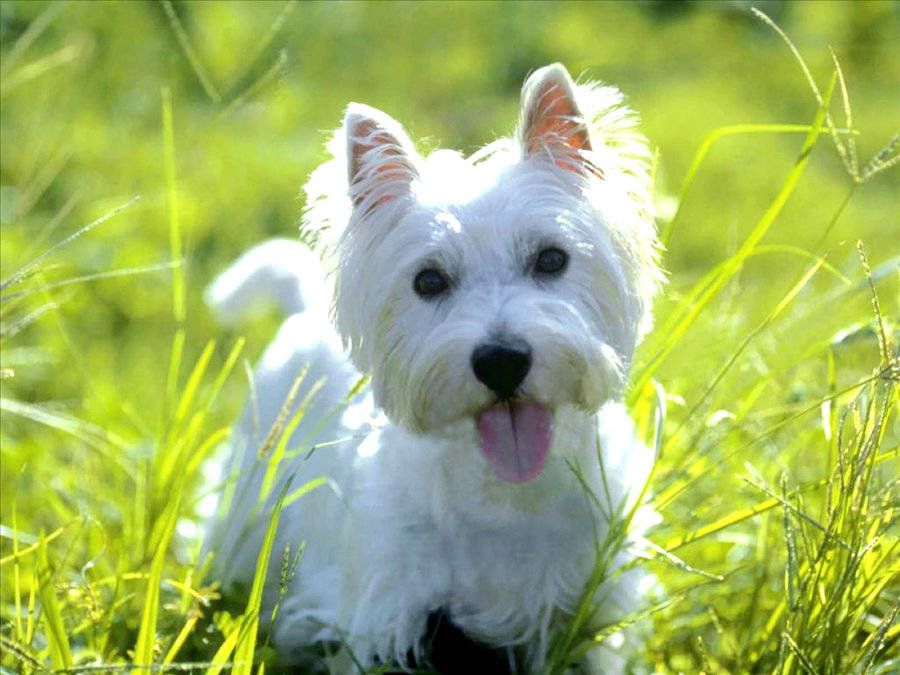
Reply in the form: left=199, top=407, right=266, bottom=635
left=8, top=147, right=70, bottom=222
left=781, top=631, right=819, bottom=674
left=223, top=49, right=287, bottom=116
left=203, top=338, right=246, bottom=415
left=36, top=535, right=72, bottom=670
left=173, top=339, right=216, bottom=427
left=751, top=8, right=851, bottom=174
left=0, top=261, right=181, bottom=302
left=663, top=496, right=780, bottom=551
left=259, top=377, right=324, bottom=503
left=631, top=77, right=835, bottom=401
left=0, top=635, right=45, bottom=672
left=165, top=330, right=186, bottom=430
left=0, top=195, right=141, bottom=293
left=283, top=476, right=330, bottom=507
left=228, top=0, right=297, bottom=90
left=162, top=611, right=201, bottom=665
left=780, top=475, right=799, bottom=611
left=132, top=484, right=183, bottom=673
left=856, top=242, right=893, bottom=366
left=206, top=625, right=241, bottom=675
left=1, top=0, right=68, bottom=75
left=569, top=594, right=685, bottom=662
left=160, top=1, right=222, bottom=103
left=232, top=477, right=294, bottom=675
left=162, top=87, right=186, bottom=326
left=829, top=48, right=858, bottom=178
left=661, top=123, right=836, bottom=246
left=0, top=521, right=70, bottom=567
left=258, top=366, right=308, bottom=459
left=0, top=300, right=59, bottom=340
left=0, top=398, right=127, bottom=455
left=0, top=38, right=89, bottom=97
left=21, top=193, right=79, bottom=259
left=11, top=508, right=24, bottom=641
left=186, top=426, right=231, bottom=478
left=856, top=603, right=899, bottom=671
left=162, top=87, right=187, bottom=425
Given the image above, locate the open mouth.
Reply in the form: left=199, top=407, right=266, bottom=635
left=476, top=400, right=553, bottom=483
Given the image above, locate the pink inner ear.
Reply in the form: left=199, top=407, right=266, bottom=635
left=525, top=80, right=603, bottom=179
left=348, top=119, right=415, bottom=209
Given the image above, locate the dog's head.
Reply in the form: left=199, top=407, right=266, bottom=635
left=304, top=63, right=661, bottom=482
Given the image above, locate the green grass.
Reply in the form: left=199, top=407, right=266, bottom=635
left=1, top=1, right=897, bottom=673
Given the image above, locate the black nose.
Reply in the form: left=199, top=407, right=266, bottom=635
left=471, top=341, right=532, bottom=399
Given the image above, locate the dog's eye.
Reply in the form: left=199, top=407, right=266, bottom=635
left=414, top=268, right=450, bottom=298
left=533, top=247, right=568, bottom=276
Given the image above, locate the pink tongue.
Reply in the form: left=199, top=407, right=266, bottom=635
left=477, top=402, right=553, bottom=483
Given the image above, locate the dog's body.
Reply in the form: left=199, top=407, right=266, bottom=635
left=207, top=64, right=662, bottom=672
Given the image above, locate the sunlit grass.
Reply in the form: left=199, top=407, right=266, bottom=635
left=1, top=2, right=897, bottom=674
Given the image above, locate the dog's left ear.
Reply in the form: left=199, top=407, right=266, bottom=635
left=518, top=64, right=600, bottom=177
left=344, top=103, right=419, bottom=213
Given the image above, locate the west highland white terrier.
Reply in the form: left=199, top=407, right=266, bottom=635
left=206, top=63, right=663, bottom=673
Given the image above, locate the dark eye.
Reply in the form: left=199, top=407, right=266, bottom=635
left=414, top=268, right=449, bottom=298
left=533, top=247, right=568, bottom=276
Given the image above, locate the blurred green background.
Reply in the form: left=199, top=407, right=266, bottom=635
left=0, top=1, right=897, bottom=669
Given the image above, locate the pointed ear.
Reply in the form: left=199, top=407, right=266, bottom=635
left=518, top=64, right=600, bottom=177
left=344, top=103, right=419, bottom=212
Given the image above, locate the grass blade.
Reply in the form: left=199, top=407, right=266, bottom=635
left=37, top=535, right=73, bottom=670
left=0, top=521, right=72, bottom=567
left=1, top=261, right=181, bottom=302
left=162, top=610, right=201, bottom=665
left=160, top=1, right=222, bottom=103
left=1, top=0, right=68, bottom=75
left=662, top=123, right=829, bottom=246
left=231, top=476, right=294, bottom=675
left=132, top=484, right=183, bottom=673
left=631, top=76, right=835, bottom=401
left=173, top=339, right=217, bottom=427
left=161, top=87, right=186, bottom=424
left=663, top=496, right=780, bottom=551
left=162, top=87, right=186, bottom=327
left=0, top=195, right=141, bottom=292
left=222, top=49, right=287, bottom=116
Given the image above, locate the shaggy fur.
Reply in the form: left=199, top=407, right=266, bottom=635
left=207, top=63, right=662, bottom=672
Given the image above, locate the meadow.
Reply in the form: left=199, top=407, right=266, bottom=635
left=0, top=1, right=897, bottom=672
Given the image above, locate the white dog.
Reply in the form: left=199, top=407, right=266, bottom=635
left=206, top=63, right=662, bottom=673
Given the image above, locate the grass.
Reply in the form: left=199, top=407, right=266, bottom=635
left=1, top=2, right=897, bottom=673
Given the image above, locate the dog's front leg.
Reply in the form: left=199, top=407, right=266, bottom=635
left=336, top=499, right=451, bottom=668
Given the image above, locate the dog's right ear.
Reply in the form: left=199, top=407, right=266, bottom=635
left=518, top=64, right=601, bottom=178
left=344, top=103, right=419, bottom=212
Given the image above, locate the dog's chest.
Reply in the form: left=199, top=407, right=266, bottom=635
left=441, top=504, right=596, bottom=623
left=349, top=427, right=601, bottom=640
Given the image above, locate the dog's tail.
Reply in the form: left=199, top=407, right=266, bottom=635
left=205, top=238, right=328, bottom=324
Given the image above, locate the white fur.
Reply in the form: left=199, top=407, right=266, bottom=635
left=207, top=64, right=662, bottom=673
